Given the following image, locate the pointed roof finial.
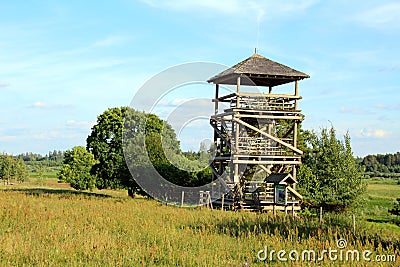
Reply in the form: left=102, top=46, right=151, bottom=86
left=254, top=47, right=257, bottom=54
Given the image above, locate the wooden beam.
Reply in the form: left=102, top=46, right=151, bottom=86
left=214, top=84, right=219, bottom=115
left=217, top=93, right=237, bottom=101
left=287, top=186, right=303, bottom=200
left=237, top=92, right=302, bottom=99
left=232, top=118, right=303, bottom=155
left=259, top=165, right=272, bottom=175
left=237, top=114, right=303, bottom=120
left=233, top=160, right=301, bottom=165
left=211, top=111, right=234, bottom=119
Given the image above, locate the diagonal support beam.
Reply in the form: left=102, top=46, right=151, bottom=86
left=259, top=165, right=272, bottom=175
left=233, top=117, right=303, bottom=155
left=287, top=186, right=303, bottom=200
left=210, top=120, right=231, bottom=146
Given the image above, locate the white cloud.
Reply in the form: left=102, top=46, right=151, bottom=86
left=354, top=2, right=400, bottom=30
left=375, top=103, right=386, bottom=109
left=373, top=103, right=400, bottom=111
left=0, top=82, right=10, bottom=88
left=31, top=102, right=46, bottom=108
left=141, top=0, right=317, bottom=17
left=339, top=106, right=372, bottom=115
left=93, top=35, right=130, bottom=47
left=66, top=120, right=95, bottom=131
left=27, top=102, right=72, bottom=109
left=0, top=135, right=17, bottom=141
left=33, top=131, right=80, bottom=140
left=356, top=128, right=389, bottom=139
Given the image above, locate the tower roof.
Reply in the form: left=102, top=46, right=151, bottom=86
left=208, top=53, right=310, bottom=87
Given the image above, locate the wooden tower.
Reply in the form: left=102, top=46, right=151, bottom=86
left=207, top=53, right=309, bottom=212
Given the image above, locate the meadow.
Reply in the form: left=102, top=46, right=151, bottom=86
left=0, top=176, right=399, bottom=266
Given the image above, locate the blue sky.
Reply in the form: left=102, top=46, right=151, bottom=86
left=0, top=0, right=399, bottom=157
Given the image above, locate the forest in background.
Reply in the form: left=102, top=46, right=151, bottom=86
left=2, top=147, right=400, bottom=180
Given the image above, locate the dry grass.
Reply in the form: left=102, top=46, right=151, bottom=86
left=0, top=181, right=399, bottom=266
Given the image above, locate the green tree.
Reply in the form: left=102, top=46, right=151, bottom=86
left=87, top=107, right=183, bottom=197
left=12, top=158, right=27, bottom=183
left=297, top=126, right=365, bottom=211
left=389, top=198, right=400, bottom=216
left=87, top=107, right=212, bottom=198
left=0, top=155, right=13, bottom=185
left=35, top=164, right=46, bottom=186
left=58, top=146, right=97, bottom=190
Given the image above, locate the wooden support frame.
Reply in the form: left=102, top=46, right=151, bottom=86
left=209, top=75, right=305, bottom=213
left=232, top=117, right=303, bottom=155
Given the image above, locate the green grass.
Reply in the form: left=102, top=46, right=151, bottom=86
left=359, top=179, right=400, bottom=236
left=0, top=178, right=399, bottom=266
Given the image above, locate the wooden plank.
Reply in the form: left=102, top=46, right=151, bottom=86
left=237, top=114, right=303, bottom=120
left=233, top=160, right=301, bottom=165
left=287, top=186, right=303, bottom=200
left=233, top=118, right=303, bottom=155
left=259, top=165, right=272, bottom=175
left=237, top=92, right=302, bottom=99
left=214, top=84, right=219, bottom=115
left=230, top=108, right=302, bottom=115
left=217, top=92, right=237, bottom=101
left=211, top=111, right=234, bottom=118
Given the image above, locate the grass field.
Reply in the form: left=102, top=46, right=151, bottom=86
left=0, top=177, right=399, bottom=266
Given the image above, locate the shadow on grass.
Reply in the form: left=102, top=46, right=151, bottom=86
left=1, top=187, right=114, bottom=199
left=188, top=212, right=400, bottom=251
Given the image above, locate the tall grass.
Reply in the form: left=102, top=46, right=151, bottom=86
left=0, top=187, right=398, bottom=266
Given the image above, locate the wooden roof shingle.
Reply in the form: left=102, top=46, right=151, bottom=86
left=208, top=53, right=310, bottom=87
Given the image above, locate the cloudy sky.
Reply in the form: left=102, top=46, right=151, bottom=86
left=0, top=0, right=399, bottom=157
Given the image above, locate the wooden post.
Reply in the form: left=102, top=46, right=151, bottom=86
left=212, top=84, right=219, bottom=183
left=319, top=207, right=323, bottom=223
left=294, top=81, right=299, bottom=111
left=199, top=191, right=204, bottom=207
left=291, top=202, right=295, bottom=217
left=269, top=86, right=272, bottom=94
left=234, top=112, right=240, bottom=184
left=181, top=191, right=185, bottom=207
left=214, top=84, right=219, bottom=115
left=273, top=204, right=276, bottom=216
left=352, top=214, right=356, bottom=232
left=237, top=76, right=241, bottom=93
left=293, top=121, right=298, bottom=191
left=221, top=194, right=225, bottom=210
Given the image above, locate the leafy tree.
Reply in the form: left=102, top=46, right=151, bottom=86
left=360, top=152, right=400, bottom=176
left=12, top=158, right=28, bottom=183
left=87, top=107, right=184, bottom=197
left=0, top=155, right=13, bottom=185
left=0, top=155, right=28, bottom=184
left=87, top=107, right=213, bottom=198
left=58, top=146, right=97, bottom=190
left=87, top=107, right=131, bottom=191
left=35, top=164, right=46, bottom=186
left=297, top=126, right=365, bottom=211
left=389, top=198, right=400, bottom=216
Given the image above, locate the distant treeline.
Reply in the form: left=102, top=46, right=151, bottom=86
left=358, top=152, right=400, bottom=178
left=14, top=150, right=65, bottom=170
left=16, top=150, right=64, bottom=162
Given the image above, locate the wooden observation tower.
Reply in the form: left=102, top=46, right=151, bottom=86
left=207, top=53, right=309, bottom=213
